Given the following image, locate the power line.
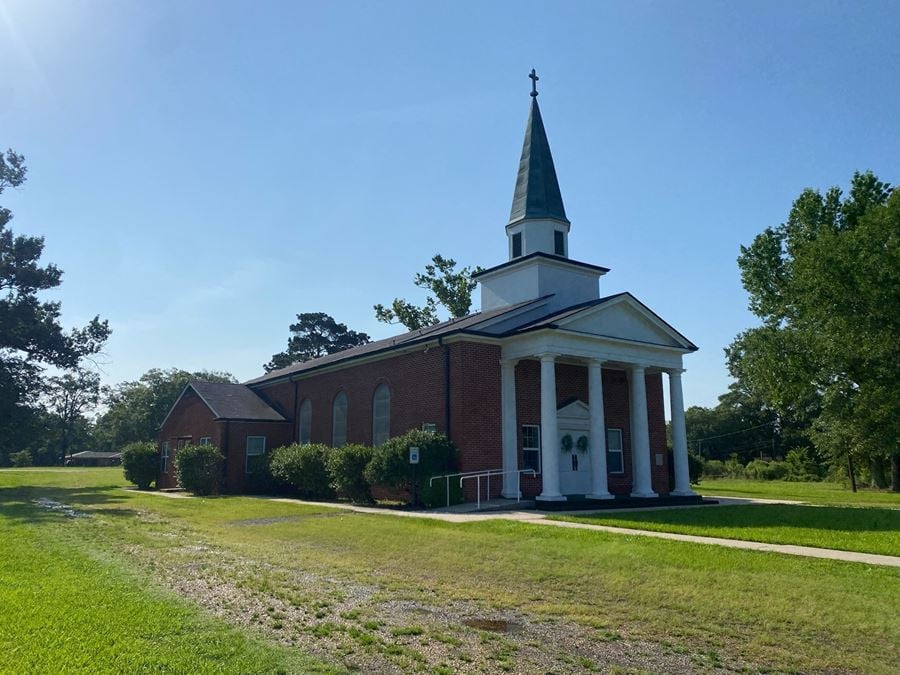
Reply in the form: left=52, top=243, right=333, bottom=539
left=688, top=420, right=776, bottom=444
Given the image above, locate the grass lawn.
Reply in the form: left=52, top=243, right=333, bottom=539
left=552, top=504, right=900, bottom=555
left=2, top=468, right=899, bottom=674
left=0, top=470, right=333, bottom=674
left=696, top=477, right=900, bottom=507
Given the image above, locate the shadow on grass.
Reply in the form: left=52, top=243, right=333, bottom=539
left=0, top=485, right=139, bottom=524
left=568, top=504, right=900, bottom=534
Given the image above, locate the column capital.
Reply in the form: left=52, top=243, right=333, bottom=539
left=499, top=358, right=519, bottom=369
left=536, top=352, right=559, bottom=363
left=666, top=367, right=686, bottom=376
left=587, top=358, right=605, bottom=369
left=628, top=362, right=649, bottom=374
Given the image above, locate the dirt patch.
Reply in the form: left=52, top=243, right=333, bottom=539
left=462, top=617, right=518, bottom=633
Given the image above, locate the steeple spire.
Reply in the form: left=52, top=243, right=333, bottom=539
left=508, top=70, right=568, bottom=226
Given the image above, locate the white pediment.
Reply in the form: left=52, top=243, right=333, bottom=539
left=555, top=294, right=693, bottom=349
left=557, top=400, right=590, bottom=419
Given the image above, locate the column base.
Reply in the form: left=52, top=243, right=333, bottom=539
left=586, top=492, right=614, bottom=500
left=501, top=490, right=522, bottom=499
left=536, top=494, right=567, bottom=502
left=670, top=489, right=698, bottom=497
left=630, top=490, right=658, bottom=498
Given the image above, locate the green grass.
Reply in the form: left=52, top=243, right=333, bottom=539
left=552, top=504, right=900, bottom=555
left=0, top=470, right=333, bottom=673
left=697, top=477, right=900, bottom=506
left=2, top=468, right=899, bottom=673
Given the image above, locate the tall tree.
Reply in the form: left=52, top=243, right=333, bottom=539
left=374, top=254, right=483, bottom=331
left=264, top=313, right=370, bottom=372
left=43, top=368, right=102, bottom=463
left=726, top=171, right=899, bottom=489
left=0, top=149, right=111, bottom=460
left=95, top=368, right=235, bottom=449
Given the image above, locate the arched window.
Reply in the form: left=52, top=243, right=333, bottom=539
left=372, top=384, right=391, bottom=446
left=332, top=392, right=348, bottom=447
left=298, top=399, right=312, bottom=445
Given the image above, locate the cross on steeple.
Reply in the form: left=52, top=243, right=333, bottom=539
left=529, top=68, right=539, bottom=97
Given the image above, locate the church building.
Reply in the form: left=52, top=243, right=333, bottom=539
left=158, top=73, right=698, bottom=504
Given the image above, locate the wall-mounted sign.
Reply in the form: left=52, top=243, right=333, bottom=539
left=409, top=446, right=420, bottom=464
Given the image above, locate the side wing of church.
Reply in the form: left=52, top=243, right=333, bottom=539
left=158, top=75, right=698, bottom=503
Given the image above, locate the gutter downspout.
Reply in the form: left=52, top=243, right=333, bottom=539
left=293, top=380, right=300, bottom=442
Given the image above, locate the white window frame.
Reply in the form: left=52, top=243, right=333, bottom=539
left=245, top=436, right=266, bottom=473
left=298, top=399, right=312, bottom=445
left=372, top=384, right=391, bottom=446
left=522, top=424, right=541, bottom=474
left=606, top=428, right=624, bottom=474
left=199, top=436, right=212, bottom=446
left=160, top=441, right=170, bottom=474
left=332, top=392, right=348, bottom=447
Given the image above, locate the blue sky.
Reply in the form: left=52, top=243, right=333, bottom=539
left=2, top=0, right=898, bottom=409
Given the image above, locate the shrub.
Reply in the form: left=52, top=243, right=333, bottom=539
left=326, top=443, right=373, bottom=503
left=701, top=458, right=726, bottom=478
left=784, top=447, right=824, bottom=482
left=365, top=429, right=462, bottom=508
left=269, top=443, right=335, bottom=500
left=244, top=450, right=275, bottom=494
left=10, top=450, right=32, bottom=467
left=744, top=458, right=789, bottom=481
left=174, top=444, right=224, bottom=496
left=121, top=441, right=158, bottom=489
left=688, top=452, right=703, bottom=485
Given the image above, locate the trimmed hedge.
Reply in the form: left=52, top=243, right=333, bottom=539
left=365, top=429, right=462, bottom=508
left=326, top=444, right=373, bottom=503
left=174, top=444, right=223, bottom=496
left=121, top=441, right=158, bottom=489
left=270, top=444, right=335, bottom=500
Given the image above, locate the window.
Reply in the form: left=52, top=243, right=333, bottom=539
left=246, top=436, right=266, bottom=473
left=160, top=442, right=170, bottom=473
left=176, top=437, right=191, bottom=450
left=298, top=399, right=312, bottom=444
left=421, top=422, right=437, bottom=434
left=372, top=384, right=391, bottom=446
left=522, top=425, right=541, bottom=473
left=332, top=392, right=348, bottom=447
left=554, top=230, right=565, bottom=256
left=606, top=428, right=624, bottom=473
left=199, top=437, right=212, bottom=446
left=512, top=232, right=522, bottom=258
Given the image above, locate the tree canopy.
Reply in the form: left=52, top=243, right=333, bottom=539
left=0, top=149, right=111, bottom=462
left=726, top=171, right=899, bottom=489
left=374, top=254, right=482, bottom=331
left=264, top=313, right=370, bottom=372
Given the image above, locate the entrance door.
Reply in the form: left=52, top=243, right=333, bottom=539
left=558, top=430, right=592, bottom=495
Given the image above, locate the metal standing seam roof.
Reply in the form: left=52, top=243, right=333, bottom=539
left=188, top=381, right=286, bottom=421
left=508, top=96, right=569, bottom=225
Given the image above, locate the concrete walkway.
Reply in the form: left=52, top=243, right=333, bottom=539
left=140, top=490, right=900, bottom=568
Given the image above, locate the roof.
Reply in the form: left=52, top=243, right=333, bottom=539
left=508, top=96, right=568, bottom=225
left=245, top=298, right=549, bottom=386
left=182, top=381, right=286, bottom=422
left=473, top=251, right=609, bottom=279
left=69, top=451, right=121, bottom=459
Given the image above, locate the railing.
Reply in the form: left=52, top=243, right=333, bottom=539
left=428, top=468, right=537, bottom=510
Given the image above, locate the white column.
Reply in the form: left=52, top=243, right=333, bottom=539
left=629, top=364, right=657, bottom=498
left=500, top=359, right=520, bottom=498
left=668, top=369, right=696, bottom=496
left=587, top=360, right=613, bottom=499
left=537, top=353, right=564, bottom=501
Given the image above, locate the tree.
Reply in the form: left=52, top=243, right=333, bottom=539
left=374, top=254, right=483, bottom=331
left=95, top=368, right=235, bottom=449
left=43, top=368, right=102, bottom=463
left=264, top=313, right=370, bottom=372
left=726, top=171, right=899, bottom=490
left=0, top=149, right=111, bottom=461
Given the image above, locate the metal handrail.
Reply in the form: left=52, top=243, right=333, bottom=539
left=429, top=468, right=537, bottom=510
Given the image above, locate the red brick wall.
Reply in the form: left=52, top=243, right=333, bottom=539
left=254, top=346, right=449, bottom=448
left=647, top=373, right=671, bottom=494
left=157, top=389, right=217, bottom=489
left=221, top=420, right=293, bottom=493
